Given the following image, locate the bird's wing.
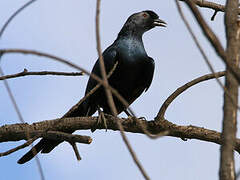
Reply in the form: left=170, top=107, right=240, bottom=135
left=85, top=47, right=119, bottom=94
left=144, top=56, right=155, bottom=92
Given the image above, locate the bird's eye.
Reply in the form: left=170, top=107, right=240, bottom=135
left=142, top=13, right=148, bottom=18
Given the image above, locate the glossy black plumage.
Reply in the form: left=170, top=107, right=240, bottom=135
left=18, top=10, right=166, bottom=164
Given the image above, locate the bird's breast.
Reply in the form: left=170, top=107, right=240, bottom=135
left=117, top=38, right=146, bottom=60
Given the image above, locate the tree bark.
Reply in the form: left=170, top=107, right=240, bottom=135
left=220, top=0, right=240, bottom=179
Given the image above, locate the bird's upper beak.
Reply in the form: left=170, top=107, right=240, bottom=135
left=153, top=19, right=167, bottom=27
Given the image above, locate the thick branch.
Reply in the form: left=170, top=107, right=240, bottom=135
left=220, top=0, right=240, bottom=179
left=1, top=116, right=240, bottom=153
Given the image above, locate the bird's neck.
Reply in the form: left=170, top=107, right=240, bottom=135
left=116, top=26, right=144, bottom=44
left=117, top=27, right=144, bottom=40
left=116, top=33, right=143, bottom=43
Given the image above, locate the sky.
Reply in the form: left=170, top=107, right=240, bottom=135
left=0, top=0, right=239, bottom=180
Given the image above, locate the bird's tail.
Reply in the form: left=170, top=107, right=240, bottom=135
left=17, top=100, right=91, bottom=164
left=17, top=138, right=52, bottom=164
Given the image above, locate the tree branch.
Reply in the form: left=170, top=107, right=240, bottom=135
left=180, top=0, right=240, bottom=14
left=157, top=71, right=225, bottom=119
left=0, top=0, right=37, bottom=39
left=220, top=0, right=240, bottom=179
left=0, top=136, right=39, bottom=157
left=0, top=69, right=84, bottom=80
left=70, top=142, right=81, bottom=161
left=1, top=116, right=240, bottom=154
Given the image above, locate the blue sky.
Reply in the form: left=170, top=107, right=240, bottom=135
left=1, top=0, right=239, bottom=180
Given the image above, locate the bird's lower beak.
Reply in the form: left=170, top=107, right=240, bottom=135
left=153, top=19, right=167, bottom=27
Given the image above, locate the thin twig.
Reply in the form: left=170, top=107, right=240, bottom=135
left=0, top=69, right=84, bottom=80
left=157, top=71, right=225, bottom=119
left=0, top=0, right=37, bottom=39
left=95, top=0, right=117, bottom=115
left=179, top=0, right=240, bottom=14
left=70, top=142, right=81, bottom=161
left=183, top=0, right=225, bottom=59
left=0, top=67, right=25, bottom=124
left=0, top=136, right=39, bottom=157
left=0, top=67, right=45, bottom=179
left=0, top=49, right=83, bottom=71
left=211, top=10, right=218, bottom=21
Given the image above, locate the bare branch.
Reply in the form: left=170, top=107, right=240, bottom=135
left=157, top=71, right=225, bottom=119
left=0, top=69, right=84, bottom=80
left=183, top=0, right=225, bottom=58
left=0, top=49, right=83, bottom=71
left=2, top=116, right=240, bottom=153
left=0, top=0, right=37, bottom=39
left=0, top=136, right=39, bottom=157
left=180, top=0, right=240, bottom=14
left=0, top=67, right=25, bottom=124
left=70, top=142, right=81, bottom=161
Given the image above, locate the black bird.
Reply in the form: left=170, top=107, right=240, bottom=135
left=18, top=10, right=166, bottom=164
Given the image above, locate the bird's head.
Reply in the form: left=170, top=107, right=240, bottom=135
left=118, top=10, right=166, bottom=37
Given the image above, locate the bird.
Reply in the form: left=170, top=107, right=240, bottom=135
left=17, top=10, right=166, bottom=164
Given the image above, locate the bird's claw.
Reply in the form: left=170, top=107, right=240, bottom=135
left=91, top=108, right=108, bottom=132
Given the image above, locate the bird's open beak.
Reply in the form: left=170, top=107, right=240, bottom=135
left=153, top=19, right=167, bottom=27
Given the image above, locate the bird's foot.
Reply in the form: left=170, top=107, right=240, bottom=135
left=91, top=108, right=108, bottom=132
